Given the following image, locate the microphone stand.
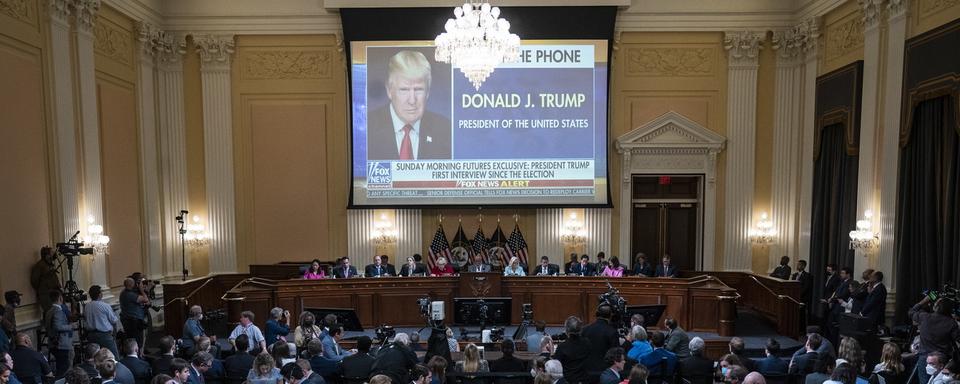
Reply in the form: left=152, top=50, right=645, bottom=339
left=176, top=210, right=188, bottom=281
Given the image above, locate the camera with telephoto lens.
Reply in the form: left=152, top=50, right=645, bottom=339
left=923, top=284, right=960, bottom=316
left=375, top=324, right=396, bottom=342
left=599, top=282, right=628, bottom=327
left=56, top=241, right=93, bottom=256
left=522, top=303, right=533, bottom=321
left=488, top=327, right=505, bottom=343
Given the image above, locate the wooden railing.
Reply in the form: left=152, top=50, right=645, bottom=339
left=683, top=271, right=805, bottom=337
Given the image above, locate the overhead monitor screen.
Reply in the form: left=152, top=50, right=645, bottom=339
left=350, top=40, right=609, bottom=206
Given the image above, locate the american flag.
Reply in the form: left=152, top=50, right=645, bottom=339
left=507, top=224, right=530, bottom=267
left=489, top=224, right=510, bottom=267
left=471, top=226, right=489, bottom=264
left=427, top=225, right=451, bottom=269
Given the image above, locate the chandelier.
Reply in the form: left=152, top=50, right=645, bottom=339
left=435, top=1, right=521, bottom=90
left=184, top=215, right=210, bottom=249
left=749, top=212, right=775, bottom=246
left=372, top=213, right=398, bottom=247
left=849, top=210, right=878, bottom=251
left=82, top=215, right=110, bottom=254
left=560, top=212, right=586, bottom=247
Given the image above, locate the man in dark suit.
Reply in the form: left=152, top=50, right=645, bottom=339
left=297, top=359, right=325, bottom=384
left=859, top=271, right=887, bottom=329
left=638, top=332, right=677, bottom=378
left=151, top=336, right=176, bottom=379
left=728, top=337, right=755, bottom=372
left=380, top=256, right=397, bottom=276
left=369, top=334, right=418, bottom=384
left=599, top=348, right=626, bottom=384
left=788, top=333, right=822, bottom=375
left=365, top=256, right=391, bottom=277
left=77, top=343, right=102, bottom=380
left=553, top=316, right=597, bottom=384
left=754, top=338, right=788, bottom=376
left=570, top=255, right=596, bottom=277
left=792, top=260, right=812, bottom=305
left=119, top=339, right=152, bottom=384
left=655, top=255, right=677, bottom=278
left=490, top=340, right=527, bottom=384
left=367, top=50, right=451, bottom=161
left=678, top=337, right=713, bottom=384
left=825, top=267, right=853, bottom=340
left=821, top=264, right=840, bottom=317
left=187, top=353, right=212, bottom=384
left=338, top=336, right=374, bottom=381
left=9, top=333, right=50, bottom=384
left=583, top=305, right=621, bottom=374
left=399, top=257, right=427, bottom=277
left=533, top=256, right=560, bottom=276
left=307, top=339, right=340, bottom=382
left=333, top=257, right=359, bottom=279
left=632, top=253, right=654, bottom=277
left=770, top=256, right=791, bottom=279
left=223, top=335, right=254, bottom=383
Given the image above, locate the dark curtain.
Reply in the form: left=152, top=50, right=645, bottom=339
left=809, top=123, right=859, bottom=318
left=894, top=95, right=960, bottom=324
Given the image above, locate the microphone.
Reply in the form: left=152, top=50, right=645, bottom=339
left=180, top=209, right=189, bottom=215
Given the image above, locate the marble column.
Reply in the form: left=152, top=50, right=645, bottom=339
left=853, top=0, right=885, bottom=274
left=47, top=0, right=84, bottom=288
left=722, top=31, right=763, bottom=271
left=797, top=17, right=822, bottom=263
left=396, top=209, right=423, bottom=260
left=74, top=0, right=109, bottom=291
left=536, top=209, right=565, bottom=263
left=136, top=22, right=164, bottom=280
left=196, top=35, right=238, bottom=274
left=878, top=0, right=909, bottom=292
left=156, top=32, right=189, bottom=279
left=770, top=23, right=813, bottom=267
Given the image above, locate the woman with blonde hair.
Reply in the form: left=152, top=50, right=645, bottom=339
left=871, top=342, right=906, bottom=383
left=455, top=343, right=490, bottom=373
left=838, top=336, right=864, bottom=374
left=503, top=257, right=526, bottom=276
left=431, top=257, right=455, bottom=276
left=247, top=353, right=282, bottom=383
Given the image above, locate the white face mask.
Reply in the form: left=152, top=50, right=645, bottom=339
left=927, top=364, right=939, bottom=376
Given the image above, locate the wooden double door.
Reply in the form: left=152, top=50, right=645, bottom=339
left=630, top=176, right=701, bottom=271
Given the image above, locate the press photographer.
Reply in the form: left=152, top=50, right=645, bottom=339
left=120, top=277, right=151, bottom=353
left=909, top=286, right=960, bottom=384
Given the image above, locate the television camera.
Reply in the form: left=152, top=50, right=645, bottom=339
left=923, top=284, right=960, bottom=317
left=599, top=281, right=628, bottom=329
left=55, top=232, right=93, bottom=303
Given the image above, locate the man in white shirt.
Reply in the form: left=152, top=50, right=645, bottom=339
left=229, top=311, right=266, bottom=354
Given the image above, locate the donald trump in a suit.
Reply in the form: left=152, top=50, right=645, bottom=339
left=367, top=50, right=451, bottom=161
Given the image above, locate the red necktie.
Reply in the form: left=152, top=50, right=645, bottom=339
left=399, top=125, right=413, bottom=160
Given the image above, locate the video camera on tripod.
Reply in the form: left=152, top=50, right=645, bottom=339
left=599, top=281, right=628, bottom=329
left=55, top=231, right=93, bottom=303
left=923, top=284, right=960, bottom=316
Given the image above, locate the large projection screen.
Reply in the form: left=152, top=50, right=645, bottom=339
left=350, top=40, right=609, bottom=207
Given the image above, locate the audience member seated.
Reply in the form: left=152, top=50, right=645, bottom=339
left=744, top=372, right=767, bottom=384
left=678, top=337, right=713, bottom=384
left=837, top=336, right=865, bottom=376
left=60, top=367, right=90, bottom=384
left=76, top=344, right=101, bottom=380
left=825, top=363, right=858, bottom=384
left=265, top=308, right=292, bottom=347
left=321, top=325, right=353, bottom=361
left=719, top=354, right=743, bottom=379
left=789, top=333, right=822, bottom=375
left=152, top=336, right=176, bottom=378
left=95, top=348, right=135, bottom=384
left=188, top=353, right=213, bottom=384
left=338, top=336, right=374, bottom=382
left=426, top=356, right=447, bottom=384
left=622, top=364, right=648, bottom=384
left=223, top=335, right=254, bottom=384
left=119, top=339, right=152, bottom=384
left=170, top=358, right=191, bottom=384
left=229, top=311, right=267, bottom=354
left=870, top=342, right=905, bottom=384
left=654, top=256, right=677, bottom=278
left=599, top=348, right=626, bottom=384
left=638, top=332, right=677, bottom=381
left=365, top=256, right=392, bottom=277
left=271, top=341, right=296, bottom=368
left=554, top=316, right=594, bottom=384
left=791, top=327, right=836, bottom=364
left=503, top=257, right=527, bottom=276
left=9, top=333, right=49, bottom=384
left=600, top=257, right=624, bottom=277
left=303, top=259, right=327, bottom=280
left=279, top=362, right=304, bottom=384
left=545, top=359, right=565, bottom=384
left=754, top=338, right=788, bottom=376
left=728, top=337, right=756, bottom=372
left=490, top=340, right=526, bottom=382
left=1, top=351, right=22, bottom=384
left=296, top=359, right=324, bottom=384
left=246, top=354, right=281, bottom=384
left=194, top=338, right=224, bottom=384
left=305, top=339, right=338, bottom=381
left=569, top=255, right=596, bottom=277
left=430, top=257, right=455, bottom=277
left=925, top=353, right=951, bottom=384
left=724, top=365, right=748, bottom=384
left=98, top=359, right=118, bottom=384
left=370, top=333, right=418, bottom=384
left=181, top=306, right=207, bottom=355
left=625, top=325, right=651, bottom=362
left=410, top=365, right=431, bottom=384
left=333, top=257, right=358, bottom=278
left=663, top=318, right=690, bottom=358
left=455, top=343, right=490, bottom=378
left=368, top=375, right=392, bottom=384
left=804, top=358, right=834, bottom=384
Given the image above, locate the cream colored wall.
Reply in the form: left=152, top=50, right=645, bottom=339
left=0, top=0, right=55, bottom=307
left=94, top=4, right=145, bottom=288
left=752, top=32, right=777, bottom=274
left=909, top=0, right=960, bottom=37
left=232, top=34, right=349, bottom=268
left=183, top=37, right=210, bottom=276
left=820, top=0, right=866, bottom=75
left=609, top=32, right=728, bottom=267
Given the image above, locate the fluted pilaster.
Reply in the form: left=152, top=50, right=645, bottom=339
left=584, top=208, right=612, bottom=257
left=136, top=22, right=164, bottom=280
left=798, top=17, right=822, bottom=263
left=197, top=34, right=237, bottom=274
left=722, top=30, right=763, bottom=271
left=156, top=32, right=189, bottom=279
left=348, top=210, right=376, bottom=263
left=536, top=209, right=565, bottom=262
left=396, top=209, right=423, bottom=261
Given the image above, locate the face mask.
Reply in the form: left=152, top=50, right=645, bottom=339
left=305, top=320, right=314, bottom=327
left=721, top=367, right=730, bottom=377
left=927, top=365, right=938, bottom=376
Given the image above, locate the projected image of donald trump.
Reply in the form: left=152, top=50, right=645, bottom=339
left=367, top=50, right=451, bottom=161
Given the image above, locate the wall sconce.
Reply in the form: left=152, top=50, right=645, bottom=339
left=183, top=215, right=210, bottom=249
left=849, top=210, right=879, bottom=251
left=372, top=213, right=398, bottom=246
left=82, top=215, right=110, bottom=254
left=560, top=212, right=587, bottom=247
left=749, top=212, right=775, bottom=246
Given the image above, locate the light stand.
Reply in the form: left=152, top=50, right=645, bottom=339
left=176, top=210, right=189, bottom=281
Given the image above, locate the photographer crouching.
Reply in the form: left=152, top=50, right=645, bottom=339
left=909, top=292, right=960, bottom=384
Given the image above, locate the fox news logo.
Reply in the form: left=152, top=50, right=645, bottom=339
left=366, top=162, right=392, bottom=188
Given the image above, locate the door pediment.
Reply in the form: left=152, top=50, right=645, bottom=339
left=616, top=111, right=725, bottom=153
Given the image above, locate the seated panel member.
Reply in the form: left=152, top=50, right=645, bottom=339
left=534, top=256, right=560, bottom=276
left=655, top=255, right=677, bottom=278
left=564, top=253, right=579, bottom=275
left=570, top=255, right=596, bottom=276
left=600, top=257, right=624, bottom=277
left=380, top=255, right=397, bottom=276
left=365, top=255, right=391, bottom=277
left=465, top=254, right=491, bottom=273
left=333, top=257, right=358, bottom=279
left=430, top=257, right=455, bottom=277
left=503, top=257, right=526, bottom=277
left=400, top=256, right=426, bottom=277
left=632, top=253, right=654, bottom=277
left=303, top=259, right=327, bottom=280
